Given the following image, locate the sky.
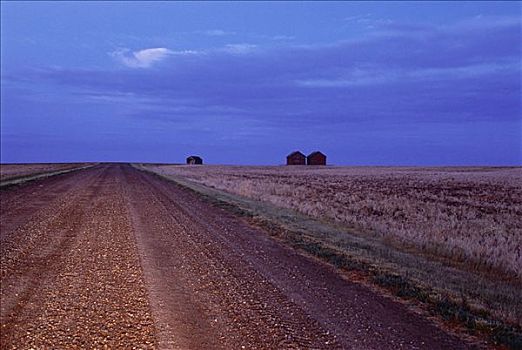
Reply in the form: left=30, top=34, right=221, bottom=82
left=1, top=1, right=521, bottom=165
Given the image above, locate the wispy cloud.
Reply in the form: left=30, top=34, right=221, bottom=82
left=295, top=61, right=520, bottom=88
left=13, top=15, right=522, bottom=131
left=110, top=44, right=260, bottom=67
left=271, top=35, right=295, bottom=41
left=221, top=43, right=258, bottom=55
left=202, top=29, right=236, bottom=36
left=450, top=15, right=521, bottom=31
left=110, top=47, right=175, bottom=68
left=343, top=13, right=393, bottom=29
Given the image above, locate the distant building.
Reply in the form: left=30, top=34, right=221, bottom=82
left=286, top=151, right=306, bottom=165
left=307, top=151, right=326, bottom=165
left=186, top=156, right=203, bottom=165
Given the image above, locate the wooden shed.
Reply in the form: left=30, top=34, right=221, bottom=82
left=286, top=151, right=306, bottom=165
left=307, top=151, right=326, bottom=165
left=186, top=156, right=203, bottom=165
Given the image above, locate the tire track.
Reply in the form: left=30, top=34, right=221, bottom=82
left=1, top=165, right=156, bottom=348
left=124, top=166, right=338, bottom=349
left=0, top=165, right=103, bottom=243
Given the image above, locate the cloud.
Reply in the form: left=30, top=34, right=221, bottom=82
left=295, top=62, right=520, bottom=88
left=342, top=13, right=393, bottom=29
left=12, top=15, right=522, bottom=130
left=110, top=44, right=259, bottom=68
left=450, top=15, right=521, bottom=31
left=272, top=35, right=295, bottom=41
left=221, top=43, right=258, bottom=55
left=110, top=47, right=174, bottom=68
left=203, top=29, right=236, bottom=36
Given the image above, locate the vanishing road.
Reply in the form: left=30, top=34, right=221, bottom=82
left=1, top=164, right=474, bottom=349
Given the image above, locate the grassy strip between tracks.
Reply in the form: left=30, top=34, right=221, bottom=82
left=134, top=164, right=522, bottom=349
left=0, top=164, right=97, bottom=188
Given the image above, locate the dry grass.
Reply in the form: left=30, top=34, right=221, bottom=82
left=146, top=165, right=522, bottom=278
left=0, top=163, right=90, bottom=182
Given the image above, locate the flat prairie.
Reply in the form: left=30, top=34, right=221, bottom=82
left=145, top=165, right=522, bottom=278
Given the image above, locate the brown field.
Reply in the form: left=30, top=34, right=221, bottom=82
left=0, top=163, right=91, bottom=182
left=144, top=165, right=522, bottom=278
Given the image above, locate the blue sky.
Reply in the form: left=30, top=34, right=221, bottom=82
left=1, top=1, right=521, bottom=165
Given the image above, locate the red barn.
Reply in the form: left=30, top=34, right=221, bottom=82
left=286, top=151, right=306, bottom=165
left=307, top=151, right=326, bottom=165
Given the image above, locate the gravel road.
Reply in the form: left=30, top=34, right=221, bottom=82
left=0, top=164, right=474, bottom=349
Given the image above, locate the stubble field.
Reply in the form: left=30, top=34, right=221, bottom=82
left=146, top=165, right=522, bottom=279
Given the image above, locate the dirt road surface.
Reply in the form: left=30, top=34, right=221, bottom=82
left=1, top=164, right=475, bottom=349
